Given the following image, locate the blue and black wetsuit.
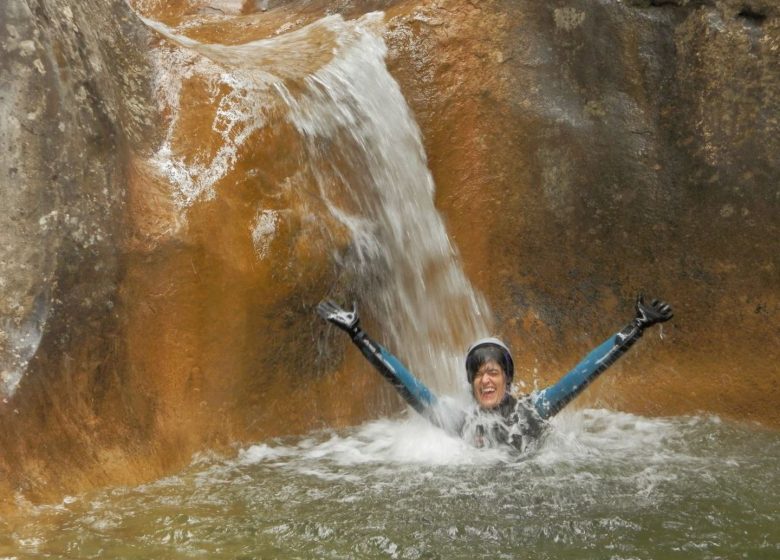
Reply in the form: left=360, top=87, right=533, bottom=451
left=317, top=296, right=671, bottom=451
left=348, top=317, right=655, bottom=451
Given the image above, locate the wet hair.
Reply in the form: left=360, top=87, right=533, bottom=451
left=466, top=344, right=513, bottom=384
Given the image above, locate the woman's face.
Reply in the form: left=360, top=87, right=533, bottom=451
left=471, top=359, right=507, bottom=409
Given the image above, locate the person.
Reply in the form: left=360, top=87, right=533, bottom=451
left=316, top=296, right=672, bottom=451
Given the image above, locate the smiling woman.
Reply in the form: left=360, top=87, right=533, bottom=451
left=472, top=361, right=507, bottom=409
left=465, top=338, right=514, bottom=409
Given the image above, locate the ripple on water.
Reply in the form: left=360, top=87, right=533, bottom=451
left=4, top=409, right=780, bottom=559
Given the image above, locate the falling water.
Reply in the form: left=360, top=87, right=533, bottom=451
left=1, top=10, right=778, bottom=558
left=143, top=12, right=492, bottom=395
left=275, top=13, right=492, bottom=394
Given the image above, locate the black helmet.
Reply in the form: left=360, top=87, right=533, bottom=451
left=465, top=337, right=515, bottom=384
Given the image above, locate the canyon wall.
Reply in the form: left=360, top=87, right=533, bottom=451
left=387, top=0, right=778, bottom=422
left=0, top=0, right=777, bottom=506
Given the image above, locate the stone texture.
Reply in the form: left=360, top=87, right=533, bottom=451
left=0, top=0, right=159, bottom=505
left=0, top=0, right=778, bottom=508
left=0, top=0, right=388, bottom=507
left=386, top=0, right=779, bottom=421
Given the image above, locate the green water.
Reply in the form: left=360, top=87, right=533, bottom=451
left=2, top=410, right=779, bottom=559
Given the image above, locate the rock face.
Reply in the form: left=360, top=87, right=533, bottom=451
left=0, top=0, right=777, bottom=506
left=387, top=0, right=778, bottom=422
left=0, top=0, right=161, bottom=504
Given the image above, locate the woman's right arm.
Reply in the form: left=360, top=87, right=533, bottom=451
left=316, top=300, right=438, bottom=416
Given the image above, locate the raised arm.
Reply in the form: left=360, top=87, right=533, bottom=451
left=316, top=300, right=437, bottom=415
left=532, top=296, right=673, bottom=420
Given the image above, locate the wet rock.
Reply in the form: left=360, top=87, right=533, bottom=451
left=0, top=0, right=158, bottom=505
left=0, top=0, right=389, bottom=506
left=386, top=0, right=778, bottom=425
left=1, top=0, right=777, bottom=508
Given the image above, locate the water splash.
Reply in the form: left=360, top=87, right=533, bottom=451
left=241, top=415, right=513, bottom=468
left=6, top=410, right=778, bottom=559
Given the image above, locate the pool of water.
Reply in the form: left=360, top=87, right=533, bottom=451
left=2, top=409, right=779, bottom=559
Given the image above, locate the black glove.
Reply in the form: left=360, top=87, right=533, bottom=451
left=316, top=300, right=361, bottom=338
left=633, top=295, right=673, bottom=330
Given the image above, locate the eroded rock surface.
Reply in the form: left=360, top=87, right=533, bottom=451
left=1, top=0, right=777, bottom=507
left=386, top=0, right=778, bottom=422
left=0, top=0, right=161, bottom=505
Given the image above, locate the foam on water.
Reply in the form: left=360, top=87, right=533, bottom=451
left=3, top=408, right=779, bottom=559
left=240, top=415, right=512, bottom=469
left=231, top=407, right=695, bottom=476
left=5, top=409, right=778, bottom=559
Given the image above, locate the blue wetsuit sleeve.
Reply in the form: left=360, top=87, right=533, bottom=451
left=350, top=330, right=437, bottom=414
left=377, top=345, right=437, bottom=409
left=532, top=321, right=645, bottom=419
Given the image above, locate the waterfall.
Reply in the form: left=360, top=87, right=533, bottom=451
left=143, top=12, right=492, bottom=395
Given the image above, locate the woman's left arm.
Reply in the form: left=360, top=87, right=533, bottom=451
left=532, top=296, right=673, bottom=420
